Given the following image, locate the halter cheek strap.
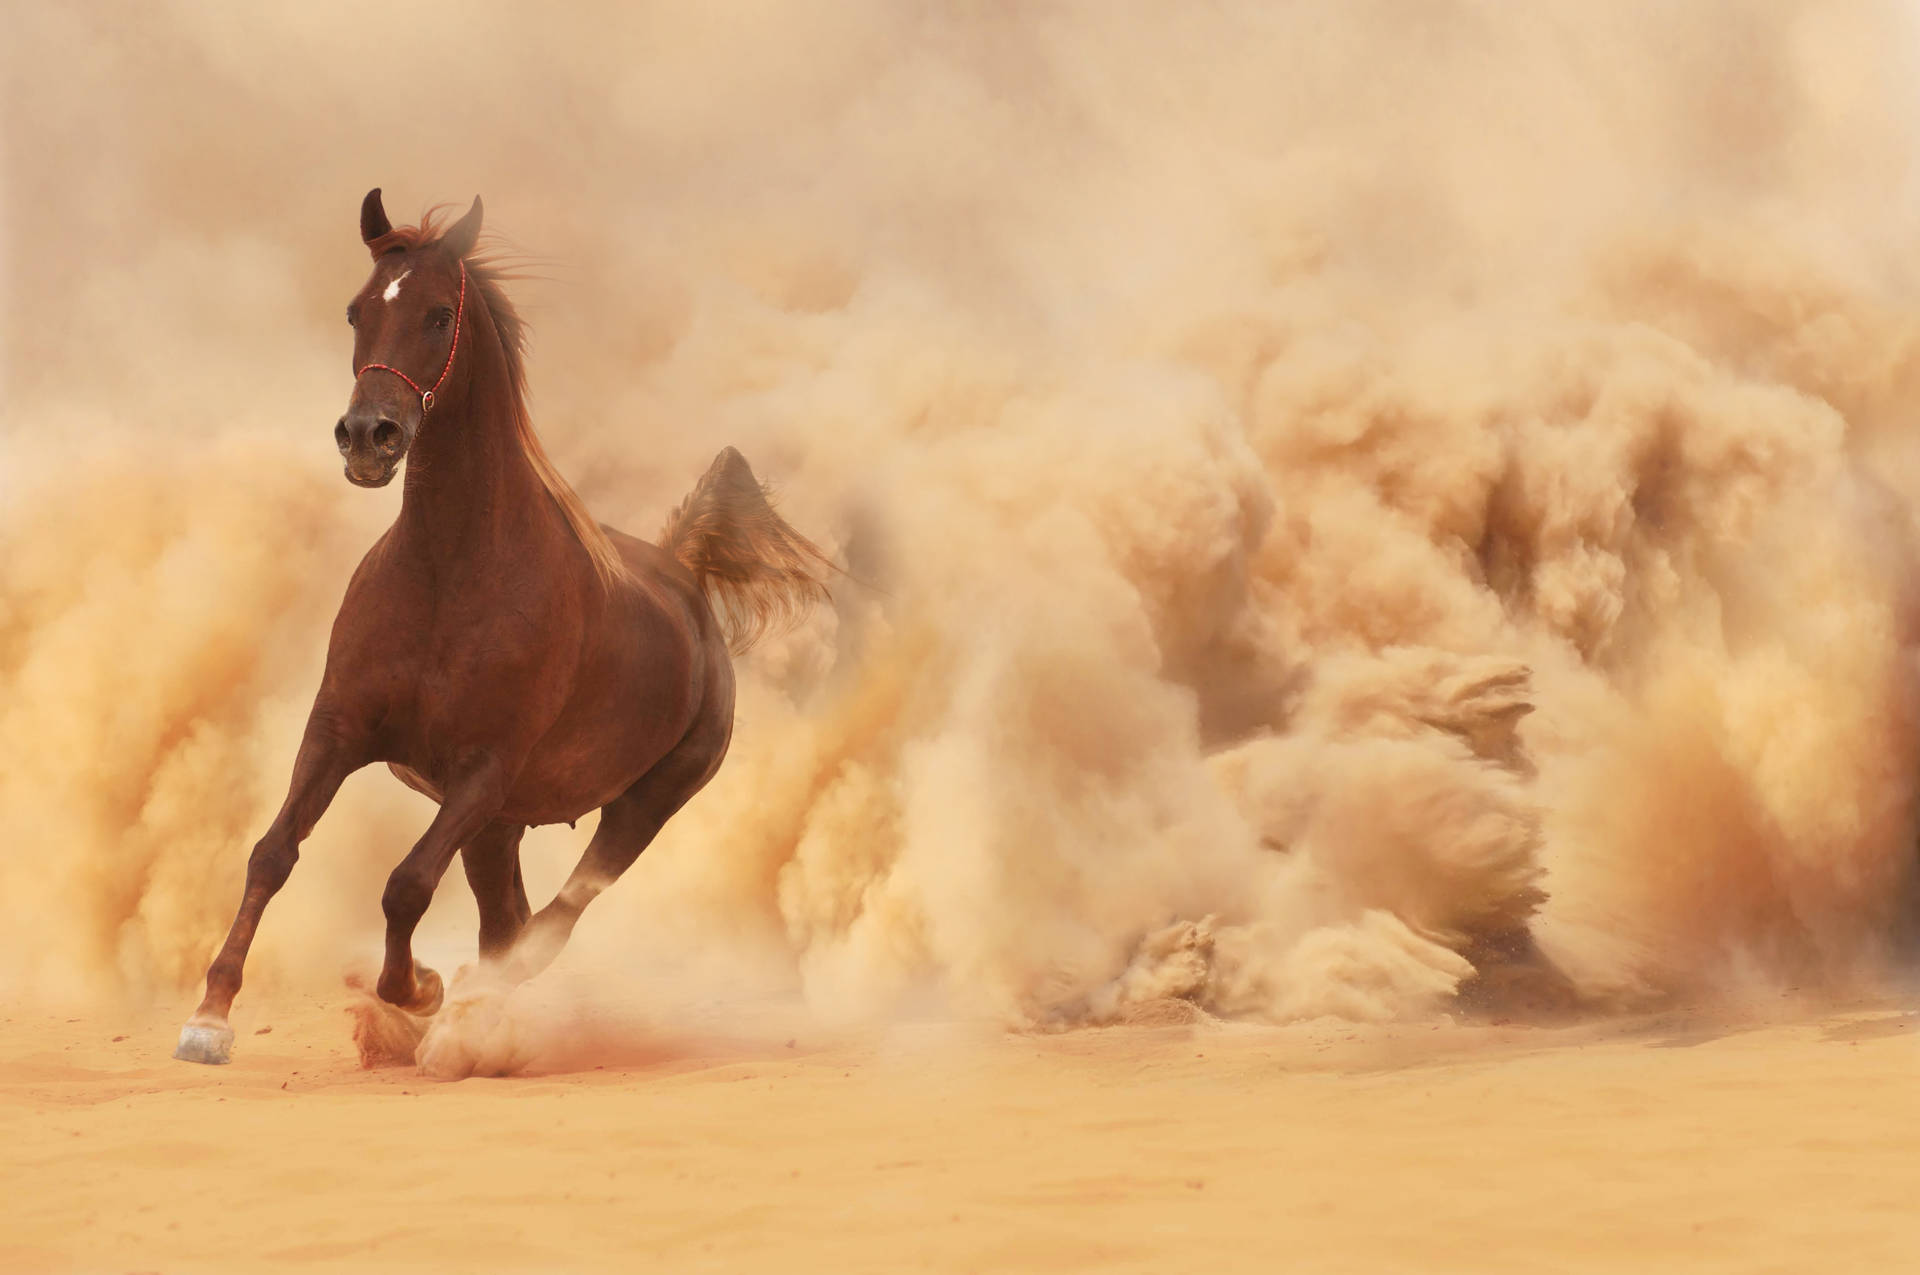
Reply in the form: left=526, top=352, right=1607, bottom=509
left=354, top=263, right=468, bottom=413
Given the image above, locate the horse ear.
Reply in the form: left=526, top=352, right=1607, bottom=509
left=360, top=188, right=392, bottom=245
left=441, top=195, right=484, bottom=260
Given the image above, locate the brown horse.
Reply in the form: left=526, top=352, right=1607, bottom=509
left=175, top=190, right=832, bottom=1065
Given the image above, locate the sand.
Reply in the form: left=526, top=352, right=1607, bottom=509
left=5, top=998, right=1918, bottom=1273
left=11, top=6, right=1920, bottom=1270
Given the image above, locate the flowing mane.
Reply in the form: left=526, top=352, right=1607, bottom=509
left=367, top=208, right=630, bottom=589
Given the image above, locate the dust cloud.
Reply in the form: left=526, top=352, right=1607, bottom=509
left=8, top=1, right=1920, bottom=1042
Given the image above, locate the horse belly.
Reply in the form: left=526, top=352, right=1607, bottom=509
left=501, top=732, right=668, bottom=826
left=392, top=728, right=674, bottom=828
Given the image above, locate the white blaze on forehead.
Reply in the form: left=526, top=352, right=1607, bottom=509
left=381, top=269, right=411, bottom=302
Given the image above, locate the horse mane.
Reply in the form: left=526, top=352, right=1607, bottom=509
left=367, top=208, right=631, bottom=590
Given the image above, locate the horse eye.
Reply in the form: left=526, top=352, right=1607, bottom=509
left=427, top=307, right=453, bottom=331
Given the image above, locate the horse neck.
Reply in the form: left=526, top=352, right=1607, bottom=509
left=396, top=306, right=564, bottom=577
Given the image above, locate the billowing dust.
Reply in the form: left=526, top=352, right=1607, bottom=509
left=8, top=2, right=1920, bottom=1068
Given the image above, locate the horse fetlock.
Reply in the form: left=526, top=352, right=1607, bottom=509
left=408, top=962, right=446, bottom=1015
left=378, top=959, right=444, bottom=1015
left=200, top=961, right=242, bottom=1009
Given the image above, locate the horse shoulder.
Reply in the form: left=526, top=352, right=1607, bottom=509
left=305, top=529, right=427, bottom=740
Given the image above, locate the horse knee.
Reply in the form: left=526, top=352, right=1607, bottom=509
left=381, top=867, right=434, bottom=927
left=245, top=836, right=299, bottom=894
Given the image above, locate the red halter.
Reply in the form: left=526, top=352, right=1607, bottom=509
left=354, top=263, right=468, bottom=413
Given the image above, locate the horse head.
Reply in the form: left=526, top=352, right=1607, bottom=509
left=335, top=188, right=483, bottom=488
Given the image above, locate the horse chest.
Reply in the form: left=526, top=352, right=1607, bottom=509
left=373, top=611, right=576, bottom=757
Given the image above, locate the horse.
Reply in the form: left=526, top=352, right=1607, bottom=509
left=174, top=189, right=833, bottom=1065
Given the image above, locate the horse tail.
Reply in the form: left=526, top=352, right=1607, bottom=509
left=659, top=446, right=835, bottom=655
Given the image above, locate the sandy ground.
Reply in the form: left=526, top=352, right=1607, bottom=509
left=4, top=996, right=1919, bottom=1274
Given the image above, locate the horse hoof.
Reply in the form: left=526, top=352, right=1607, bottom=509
left=407, top=963, right=445, bottom=1017
left=173, top=1020, right=236, bottom=1066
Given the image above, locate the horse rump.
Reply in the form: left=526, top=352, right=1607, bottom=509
left=660, top=446, right=835, bottom=653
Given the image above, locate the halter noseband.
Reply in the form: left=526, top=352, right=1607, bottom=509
left=353, top=263, right=468, bottom=413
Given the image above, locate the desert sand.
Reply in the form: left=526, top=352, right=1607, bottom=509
left=6, top=998, right=1918, bottom=1273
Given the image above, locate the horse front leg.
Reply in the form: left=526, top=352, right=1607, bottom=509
left=375, top=759, right=510, bottom=1014
left=175, top=715, right=365, bottom=1065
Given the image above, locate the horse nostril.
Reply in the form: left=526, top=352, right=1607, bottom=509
left=372, top=420, right=402, bottom=454
left=335, top=419, right=350, bottom=453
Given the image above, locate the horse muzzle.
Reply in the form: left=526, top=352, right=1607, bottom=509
left=336, top=407, right=415, bottom=487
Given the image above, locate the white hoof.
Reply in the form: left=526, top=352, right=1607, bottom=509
left=173, top=1020, right=236, bottom=1065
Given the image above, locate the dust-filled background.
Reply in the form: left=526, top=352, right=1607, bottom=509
left=8, top=0, right=1920, bottom=1042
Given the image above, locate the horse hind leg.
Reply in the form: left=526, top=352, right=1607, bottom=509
left=500, top=710, right=729, bottom=986
left=462, top=820, right=532, bottom=959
